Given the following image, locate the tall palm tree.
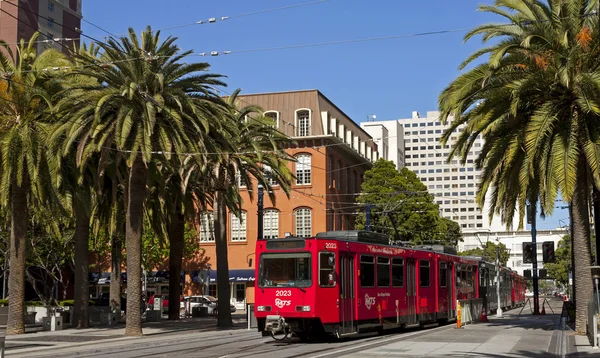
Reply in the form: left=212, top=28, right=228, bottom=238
left=438, top=0, right=600, bottom=333
left=146, top=155, right=216, bottom=320
left=0, top=35, right=69, bottom=335
left=205, top=89, right=294, bottom=327
left=55, top=26, right=225, bottom=336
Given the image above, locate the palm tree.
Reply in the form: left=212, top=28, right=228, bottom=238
left=55, top=26, right=225, bottom=336
left=0, top=35, right=69, bottom=335
left=206, top=89, right=294, bottom=327
left=438, top=0, right=600, bottom=333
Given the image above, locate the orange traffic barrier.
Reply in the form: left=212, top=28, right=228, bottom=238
left=455, top=301, right=463, bottom=329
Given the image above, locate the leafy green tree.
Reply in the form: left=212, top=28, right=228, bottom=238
left=545, top=234, right=595, bottom=289
left=355, top=159, right=461, bottom=246
left=56, top=27, right=223, bottom=336
left=0, top=35, right=69, bottom=334
left=544, top=236, right=570, bottom=287
left=437, top=0, right=600, bottom=333
left=205, top=89, right=294, bottom=327
left=459, top=241, right=510, bottom=266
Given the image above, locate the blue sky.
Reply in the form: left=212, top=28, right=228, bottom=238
left=81, top=0, right=569, bottom=230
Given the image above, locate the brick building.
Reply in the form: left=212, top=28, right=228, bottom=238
left=196, top=90, right=380, bottom=310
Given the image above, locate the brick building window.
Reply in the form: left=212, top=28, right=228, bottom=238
left=263, top=210, right=279, bottom=239
left=199, top=212, right=214, bottom=242
left=295, top=208, right=312, bottom=237
left=295, top=154, right=312, bottom=185
left=230, top=211, right=247, bottom=242
left=295, top=109, right=311, bottom=137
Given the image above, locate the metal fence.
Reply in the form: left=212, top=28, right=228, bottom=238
left=458, top=298, right=484, bottom=325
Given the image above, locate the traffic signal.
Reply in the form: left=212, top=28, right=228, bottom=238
left=523, top=242, right=534, bottom=264
left=539, top=269, right=548, bottom=278
left=524, top=269, right=532, bottom=279
left=542, top=241, right=555, bottom=263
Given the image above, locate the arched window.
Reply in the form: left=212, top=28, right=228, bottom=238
left=263, top=209, right=279, bottom=239
left=264, top=111, right=279, bottom=128
left=295, top=154, right=312, bottom=185
left=230, top=211, right=247, bottom=242
left=295, top=208, right=312, bottom=237
left=199, top=212, right=214, bottom=242
left=295, top=109, right=311, bottom=137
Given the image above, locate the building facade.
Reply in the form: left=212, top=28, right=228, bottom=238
left=361, top=110, right=509, bottom=233
left=459, top=229, right=568, bottom=276
left=0, top=0, right=82, bottom=55
left=195, top=90, right=380, bottom=310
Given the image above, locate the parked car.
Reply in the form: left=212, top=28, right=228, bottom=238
left=148, top=294, right=184, bottom=313
left=183, top=295, right=236, bottom=314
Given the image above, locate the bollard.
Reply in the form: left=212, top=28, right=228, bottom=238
left=455, top=301, right=463, bottom=329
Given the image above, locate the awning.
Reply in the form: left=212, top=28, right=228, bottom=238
left=208, top=269, right=255, bottom=283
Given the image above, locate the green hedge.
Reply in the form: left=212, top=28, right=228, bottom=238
left=0, top=299, right=7, bottom=306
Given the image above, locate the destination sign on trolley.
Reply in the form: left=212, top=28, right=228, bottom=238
left=266, top=239, right=306, bottom=250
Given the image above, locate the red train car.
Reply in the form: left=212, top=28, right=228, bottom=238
left=254, top=231, right=481, bottom=339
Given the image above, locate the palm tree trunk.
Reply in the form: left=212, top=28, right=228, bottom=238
left=72, top=193, right=90, bottom=328
left=572, top=155, right=594, bottom=334
left=124, top=155, right=147, bottom=337
left=214, top=191, right=233, bottom=327
left=168, top=211, right=185, bottom=320
left=110, top=234, right=123, bottom=314
left=6, top=175, right=28, bottom=335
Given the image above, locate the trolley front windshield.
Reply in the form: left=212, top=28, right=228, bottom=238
left=258, top=253, right=312, bottom=288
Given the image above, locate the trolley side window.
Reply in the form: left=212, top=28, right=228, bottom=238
left=419, top=260, right=431, bottom=287
left=319, top=252, right=336, bottom=287
left=392, top=258, right=404, bottom=287
left=377, top=257, right=390, bottom=287
left=360, top=255, right=375, bottom=287
left=439, top=261, right=447, bottom=288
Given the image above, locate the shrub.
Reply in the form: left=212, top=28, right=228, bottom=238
left=0, top=299, right=7, bottom=306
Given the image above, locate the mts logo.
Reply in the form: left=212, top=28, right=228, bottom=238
left=364, top=294, right=376, bottom=310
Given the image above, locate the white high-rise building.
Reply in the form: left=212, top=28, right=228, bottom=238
left=361, top=110, right=508, bottom=233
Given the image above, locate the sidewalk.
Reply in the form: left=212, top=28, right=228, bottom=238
left=4, top=312, right=249, bottom=356
left=347, top=298, right=597, bottom=357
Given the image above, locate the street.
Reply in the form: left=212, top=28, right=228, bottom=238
left=7, top=298, right=591, bottom=358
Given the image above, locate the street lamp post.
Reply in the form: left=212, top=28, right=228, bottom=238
left=496, top=246, right=503, bottom=318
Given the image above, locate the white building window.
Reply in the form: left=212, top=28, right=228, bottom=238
left=295, top=154, right=312, bottom=185
left=264, top=111, right=279, bottom=128
left=295, top=208, right=312, bottom=237
left=295, top=109, right=311, bottom=137
left=263, top=210, right=279, bottom=239
left=199, top=212, right=214, bottom=242
left=230, top=211, right=247, bottom=242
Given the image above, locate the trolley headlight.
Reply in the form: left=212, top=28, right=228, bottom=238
left=257, top=305, right=272, bottom=312
left=295, top=305, right=311, bottom=312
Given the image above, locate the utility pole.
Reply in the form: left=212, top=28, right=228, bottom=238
left=496, top=246, right=503, bottom=318
left=257, top=184, right=264, bottom=240
left=530, top=202, right=540, bottom=315
left=366, top=204, right=371, bottom=231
